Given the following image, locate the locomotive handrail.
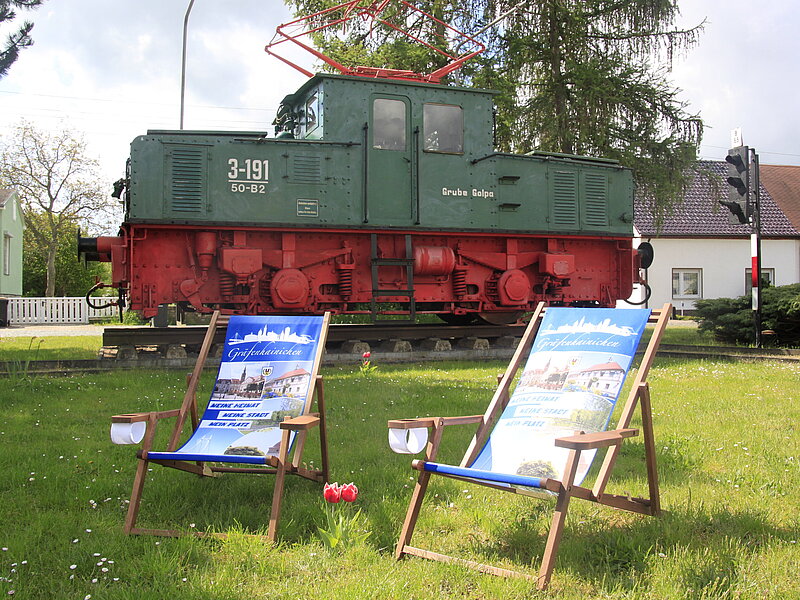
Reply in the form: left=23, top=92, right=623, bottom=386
left=232, top=138, right=361, bottom=147
left=413, top=126, right=421, bottom=225
left=146, top=129, right=267, bottom=137
left=362, top=122, right=370, bottom=224
left=471, top=151, right=625, bottom=168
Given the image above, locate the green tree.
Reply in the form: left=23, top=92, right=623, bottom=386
left=283, top=0, right=703, bottom=209
left=21, top=211, right=109, bottom=297
left=0, top=121, right=119, bottom=296
left=0, top=0, right=44, bottom=79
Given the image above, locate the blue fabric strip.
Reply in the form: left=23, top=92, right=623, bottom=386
left=146, top=451, right=269, bottom=465
left=423, top=462, right=544, bottom=488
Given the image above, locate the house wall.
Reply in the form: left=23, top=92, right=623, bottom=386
left=630, top=237, right=800, bottom=313
left=0, top=193, right=24, bottom=297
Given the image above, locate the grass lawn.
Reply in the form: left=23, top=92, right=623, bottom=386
left=1, top=353, right=799, bottom=599
left=0, top=335, right=104, bottom=361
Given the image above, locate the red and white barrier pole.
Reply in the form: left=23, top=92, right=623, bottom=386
left=751, top=150, right=762, bottom=348
left=751, top=233, right=759, bottom=311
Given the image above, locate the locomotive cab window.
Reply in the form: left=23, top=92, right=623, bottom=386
left=302, top=90, right=322, bottom=139
left=372, top=98, right=406, bottom=150
left=423, top=103, right=463, bottom=154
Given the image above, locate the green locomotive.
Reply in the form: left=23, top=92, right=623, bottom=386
left=81, top=71, right=641, bottom=321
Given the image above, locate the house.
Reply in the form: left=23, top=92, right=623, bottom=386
left=263, top=367, right=311, bottom=398
left=630, top=161, right=800, bottom=314
left=568, top=361, right=625, bottom=397
left=0, top=189, right=25, bottom=297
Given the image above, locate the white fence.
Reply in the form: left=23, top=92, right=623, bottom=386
left=6, top=297, right=118, bottom=325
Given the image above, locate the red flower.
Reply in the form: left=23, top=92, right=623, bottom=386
left=340, top=482, right=359, bottom=503
left=323, top=482, right=342, bottom=503
left=362, top=351, right=371, bottom=359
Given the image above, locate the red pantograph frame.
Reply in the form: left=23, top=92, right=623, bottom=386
left=265, top=0, right=485, bottom=84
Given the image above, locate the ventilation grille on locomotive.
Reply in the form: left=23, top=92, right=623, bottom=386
left=289, top=155, right=323, bottom=183
left=168, top=146, right=206, bottom=213
left=583, top=173, right=609, bottom=226
left=552, top=171, right=578, bottom=227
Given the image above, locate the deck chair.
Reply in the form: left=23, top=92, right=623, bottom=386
left=388, top=303, right=671, bottom=590
left=111, top=311, right=330, bottom=541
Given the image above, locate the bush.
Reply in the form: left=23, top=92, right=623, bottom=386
left=92, top=309, right=148, bottom=326
left=694, top=284, right=800, bottom=346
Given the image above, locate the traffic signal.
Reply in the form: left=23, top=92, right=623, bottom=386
left=720, top=146, right=750, bottom=224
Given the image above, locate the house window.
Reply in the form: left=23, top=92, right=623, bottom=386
left=3, top=233, right=10, bottom=276
left=372, top=98, right=406, bottom=151
left=423, top=103, right=463, bottom=153
left=672, top=268, right=702, bottom=299
left=745, top=267, right=774, bottom=294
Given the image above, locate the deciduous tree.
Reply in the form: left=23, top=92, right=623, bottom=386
left=21, top=211, right=110, bottom=297
left=0, top=122, right=119, bottom=296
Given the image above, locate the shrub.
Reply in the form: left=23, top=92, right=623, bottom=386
left=694, top=284, right=800, bottom=346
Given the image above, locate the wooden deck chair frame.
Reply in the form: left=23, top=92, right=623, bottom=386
left=389, top=303, right=671, bottom=590
left=111, top=310, right=331, bottom=541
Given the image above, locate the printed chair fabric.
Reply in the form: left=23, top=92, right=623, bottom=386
left=467, top=307, right=650, bottom=487
left=147, top=315, right=325, bottom=464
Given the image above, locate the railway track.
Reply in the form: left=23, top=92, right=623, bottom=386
left=101, top=322, right=527, bottom=349
left=2, top=324, right=799, bottom=376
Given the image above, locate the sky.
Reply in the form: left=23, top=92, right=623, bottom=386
left=0, top=0, right=798, bottom=193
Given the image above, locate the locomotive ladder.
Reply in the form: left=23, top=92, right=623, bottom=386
left=369, top=233, right=416, bottom=323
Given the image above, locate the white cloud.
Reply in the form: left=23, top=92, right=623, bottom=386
left=0, top=0, right=312, bottom=185
left=1, top=0, right=798, bottom=201
left=670, top=0, right=800, bottom=164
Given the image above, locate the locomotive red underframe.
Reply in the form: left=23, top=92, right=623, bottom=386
left=93, top=225, right=638, bottom=319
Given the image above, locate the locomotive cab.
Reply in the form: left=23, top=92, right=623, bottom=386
left=273, top=74, right=491, bottom=151
left=265, top=73, right=499, bottom=230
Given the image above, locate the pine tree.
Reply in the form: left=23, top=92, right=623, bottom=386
left=283, top=0, right=704, bottom=209
left=0, top=0, right=44, bottom=79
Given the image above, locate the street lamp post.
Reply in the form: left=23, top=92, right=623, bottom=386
left=180, top=0, right=196, bottom=130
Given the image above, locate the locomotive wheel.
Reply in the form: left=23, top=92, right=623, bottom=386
left=438, top=313, right=478, bottom=326
left=478, top=311, right=524, bottom=325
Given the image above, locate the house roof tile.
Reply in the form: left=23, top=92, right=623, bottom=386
left=635, top=160, right=800, bottom=238
left=759, top=164, right=800, bottom=232
left=579, top=361, right=624, bottom=373
left=274, top=368, right=310, bottom=381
